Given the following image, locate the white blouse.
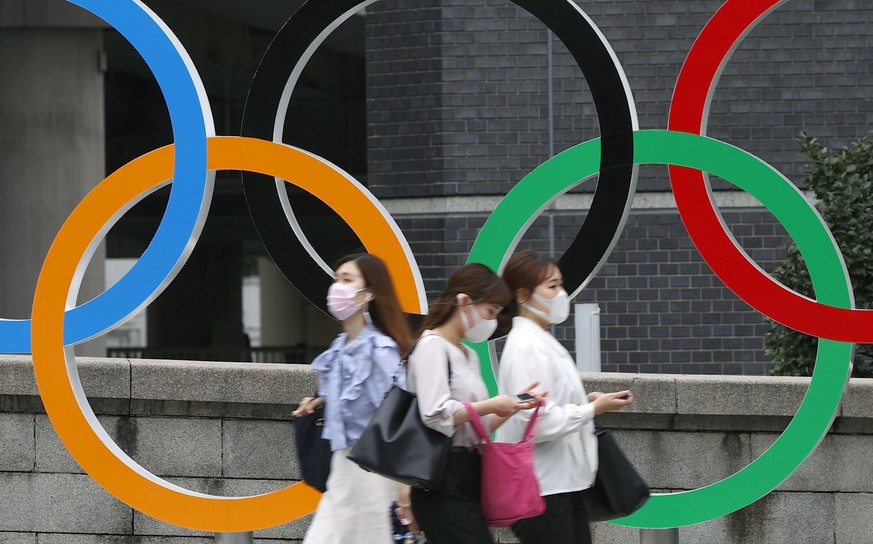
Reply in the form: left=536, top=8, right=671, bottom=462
left=407, top=331, right=490, bottom=448
left=495, top=316, right=599, bottom=495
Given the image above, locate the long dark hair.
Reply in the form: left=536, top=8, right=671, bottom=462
left=420, top=263, right=512, bottom=333
left=334, top=253, right=414, bottom=355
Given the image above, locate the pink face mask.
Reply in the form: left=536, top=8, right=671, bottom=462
left=326, top=282, right=364, bottom=321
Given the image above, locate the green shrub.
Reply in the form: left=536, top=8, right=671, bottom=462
left=765, top=133, right=873, bottom=377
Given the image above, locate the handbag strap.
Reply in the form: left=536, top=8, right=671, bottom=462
left=521, top=403, right=541, bottom=441
left=394, top=337, right=452, bottom=387
left=463, top=402, right=541, bottom=444
left=463, top=402, right=490, bottom=444
left=391, top=340, right=418, bottom=385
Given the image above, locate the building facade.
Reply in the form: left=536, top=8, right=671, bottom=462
left=2, top=0, right=871, bottom=373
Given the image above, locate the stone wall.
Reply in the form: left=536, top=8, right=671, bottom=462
left=1, top=355, right=872, bottom=543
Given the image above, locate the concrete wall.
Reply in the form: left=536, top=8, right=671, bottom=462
left=0, top=4, right=107, bottom=357
left=2, top=355, right=872, bottom=543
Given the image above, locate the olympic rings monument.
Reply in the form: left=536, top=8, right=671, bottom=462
left=2, top=0, right=873, bottom=542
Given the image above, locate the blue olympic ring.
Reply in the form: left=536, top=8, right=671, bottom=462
left=0, top=0, right=214, bottom=353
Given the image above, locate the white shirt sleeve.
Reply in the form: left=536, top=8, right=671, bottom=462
left=500, top=335, right=594, bottom=443
left=408, top=336, right=460, bottom=437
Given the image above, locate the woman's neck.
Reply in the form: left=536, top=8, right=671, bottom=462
left=342, top=313, right=367, bottom=343
left=519, top=306, right=550, bottom=330
left=432, top=316, right=464, bottom=348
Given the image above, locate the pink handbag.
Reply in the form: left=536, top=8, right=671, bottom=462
left=463, top=402, right=546, bottom=527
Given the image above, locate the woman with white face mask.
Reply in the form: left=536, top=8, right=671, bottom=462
left=497, top=250, right=634, bottom=544
left=293, top=253, right=413, bottom=544
left=405, top=263, right=546, bottom=544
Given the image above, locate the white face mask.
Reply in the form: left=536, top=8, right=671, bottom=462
left=524, top=289, right=571, bottom=324
left=458, top=296, right=498, bottom=343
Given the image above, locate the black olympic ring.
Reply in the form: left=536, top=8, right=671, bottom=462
left=241, top=0, right=638, bottom=315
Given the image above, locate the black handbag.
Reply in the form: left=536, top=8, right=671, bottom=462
left=581, top=430, right=650, bottom=521
left=292, top=403, right=332, bottom=492
left=347, top=343, right=451, bottom=491
left=347, top=385, right=450, bottom=490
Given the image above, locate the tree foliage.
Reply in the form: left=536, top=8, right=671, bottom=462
left=765, top=133, right=873, bottom=377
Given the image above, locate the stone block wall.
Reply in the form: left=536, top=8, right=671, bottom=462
left=0, top=356, right=316, bottom=543
left=2, top=356, right=872, bottom=542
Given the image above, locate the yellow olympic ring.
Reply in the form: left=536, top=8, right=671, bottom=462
left=31, top=136, right=422, bottom=531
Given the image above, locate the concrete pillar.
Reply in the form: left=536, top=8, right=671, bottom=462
left=259, top=257, right=306, bottom=348
left=0, top=6, right=107, bottom=356
left=258, top=257, right=338, bottom=353
left=574, top=303, right=602, bottom=372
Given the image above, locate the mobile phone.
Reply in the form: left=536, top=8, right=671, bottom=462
left=515, top=393, right=535, bottom=402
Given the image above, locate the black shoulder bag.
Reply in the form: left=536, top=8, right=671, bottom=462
left=347, top=341, right=452, bottom=491
left=581, top=430, right=650, bottom=521
left=292, top=394, right=332, bottom=492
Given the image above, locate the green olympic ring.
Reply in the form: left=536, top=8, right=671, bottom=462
left=467, top=129, right=853, bottom=528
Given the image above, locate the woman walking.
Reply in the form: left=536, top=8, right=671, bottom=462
left=403, top=263, right=544, bottom=544
left=497, top=250, right=634, bottom=544
left=293, top=253, right=413, bottom=544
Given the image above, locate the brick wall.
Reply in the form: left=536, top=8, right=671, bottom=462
left=368, top=0, right=873, bottom=194
left=573, top=210, right=788, bottom=375
left=366, top=0, right=871, bottom=374
left=396, top=207, right=788, bottom=375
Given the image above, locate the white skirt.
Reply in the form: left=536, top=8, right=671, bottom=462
left=303, top=446, right=395, bottom=544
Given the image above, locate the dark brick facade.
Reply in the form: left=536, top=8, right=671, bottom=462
left=365, top=0, right=872, bottom=374
left=396, top=208, right=787, bottom=375
left=574, top=210, right=787, bottom=374
left=368, top=0, right=873, bottom=194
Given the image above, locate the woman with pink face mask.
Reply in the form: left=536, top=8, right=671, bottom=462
left=403, top=263, right=546, bottom=544
left=293, top=253, right=413, bottom=544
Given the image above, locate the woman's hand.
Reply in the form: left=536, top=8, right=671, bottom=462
left=395, top=484, right=420, bottom=532
left=456, top=382, right=548, bottom=426
left=487, top=382, right=547, bottom=416
left=292, top=396, right=324, bottom=417
left=591, top=390, right=634, bottom=415
left=518, top=381, right=548, bottom=406
left=487, top=395, right=526, bottom=417
left=394, top=502, right=419, bottom=532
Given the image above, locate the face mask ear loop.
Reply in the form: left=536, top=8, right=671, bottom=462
left=362, top=291, right=373, bottom=325
left=522, top=289, right=550, bottom=322
left=456, top=293, right=475, bottom=330
left=522, top=300, right=550, bottom=322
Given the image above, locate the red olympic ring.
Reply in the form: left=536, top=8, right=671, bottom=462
left=668, top=0, right=873, bottom=342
